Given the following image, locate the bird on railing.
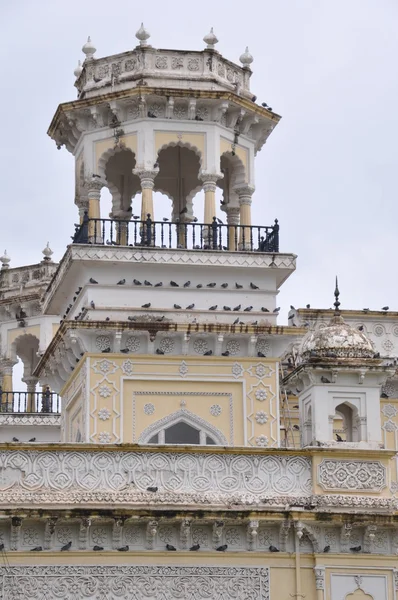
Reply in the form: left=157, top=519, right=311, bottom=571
left=382, top=306, right=389, bottom=312
left=90, top=301, right=95, bottom=309
left=235, top=282, right=243, bottom=289
left=186, top=304, right=195, bottom=310
left=257, top=352, right=266, bottom=358
left=141, top=303, right=151, bottom=308
left=89, top=278, right=98, bottom=284
left=117, top=279, right=126, bottom=285
left=93, top=546, right=104, bottom=551
left=244, top=306, right=253, bottom=312
left=121, top=349, right=130, bottom=354
left=203, top=350, right=213, bottom=356
left=261, top=307, right=269, bottom=312
left=166, top=544, right=177, bottom=551
left=148, top=111, right=157, bottom=118
left=209, top=305, right=217, bottom=310
left=273, top=307, right=280, bottom=313
left=221, top=283, right=228, bottom=288
left=170, top=281, right=179, bottom=287
left=250, top=282, right=259, bottom=290
left=207, top=283, right=216, bottom=288
left=61, top=541, right=72, bottom=551
left=156, top=316, right=165, bottom=322
left=154, top=282, right=163, bottom=287
left=184, top=281, right=191, bottom=287
left=221, top=351, right=230, bottom=357
left=216, top=545, right=228, bottom=552
left=233, top=317, right=239, bottom=325
left=30, top=546, right=43, bottom=552
left=190, top=544, right=200, bottom=551
left=174, top=304, right=182, bottom=309
left=223, top=306, right=231, bottom=311
left=233, top=305, right=241, bottom=311
left=196, top=284, right=203, bottom=288
left=117, top=545, right=129, bottom=552
left=162, top=217, right=169, bottom=221
left=12, top=437, right=19, bottom=442
left=156, top=349, right=165, bottom=355
left=28, top=437, right=36, bottom=442
left=128, top=316, right=137, bottom=321
left=144, top=280, right=152, bottom=286
left=133, top=279, right=142, bottom=285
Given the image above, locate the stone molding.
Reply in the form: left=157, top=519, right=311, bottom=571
left=317, top=459, right=386, bottom=492
left=0, top=565, right=269, bottom=600
left=0, top=414, right=61, bottom=426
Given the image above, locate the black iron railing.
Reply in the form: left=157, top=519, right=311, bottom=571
left=72, top=213, right=279, bottom=253
left=0, top=390, right=60, bottom=414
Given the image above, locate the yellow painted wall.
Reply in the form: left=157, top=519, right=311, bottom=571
left=220, top=137, right=248, bottom=179
left=8, top=325, right=41, bottom=347
left=154, top=132, right=205, bottom=167
left=95, top=134, right=137, bottom=171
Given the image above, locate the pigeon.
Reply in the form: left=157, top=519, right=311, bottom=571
left=170, top=281, right=179, bottom=287
left=244, top=306, right=253, bottom=312
left=321, top=376, right=331, bottom=384
left=235, top=283, right=243, bottom=289
left=186, top=304, right=195, bottom=310
left=117, top=279, right=126, bottom=285
left=180, top=207, right=188, bottom=214
left=362, top=308, right=369, bottom=312
left=174, top=304, right=182, bottom=309
left=209, top=305, right=217, bottom=310
left=0, top=544, right=4, bottom=551
left=203, top=350, right=213, bottom=356
left=147, top=486, right=158, bottom=492
left=144, top=280, right=152, bottom=286
left=105, top=317, right=110, bottom=322
left=183, top=281, right=191, bottom=287
left=156, top=316, right=165, bottom=322
left=90, top=301, right=95, bottom=309
left=293, top=425, right=300, bottom=430
left=196, top=284, right=203, bottom=288
left=156, top=349, right=165, bottom=355
left=233, top=317, right=240, bottom=325
left=162, top=217, right=169, bottom=221
left=216, top=544, right=228, bottom=552
left=102, top=348, right=111, bottom=353
left=154, top=282, right=163, bottom=287
left=121, top=349, right=130, bottom=354
left=257, top=352, right=266, bottom=358
left=221, top=283, right=228, bottom=288
left=290, top=305, right=296, bottom=310
left=133, top=279, right=142, bottom=285
left=128, top=316, right=137, bottom=321
left=325, top=351, right=337, bottom=358
left=195, top=115, right=204, bottom=121
left=93, top=546, right=104, bottom=551
left=216, top=218, right=223, bottom=224
left=374, top=352, right=380, bottom=358
left=358, top=325, right=364, bottom=331
left=293, top=404, right=299, bottom=409
left=350, top=546, right=361, bottom=552
left=381, top=392, right=389, bottom=399
left=141, top=303, right=151, bottom=308
left=323, top=545, right=330, bottom=553
left=207, top=283, right=217, bottom=288
left=269, top=545, right=280, bottom=552
left=190, top=544, right=200, bottom=551
left=166, top=544, right=177, bottom=551
left=12, top=437, right=19, bottom=442
left=89, top=278, right=98, bottom=284
left=223, top=306, right=231, bottom=311
left=261, top=307, right=270, bottom=312
left=273, top=307, right=280, bottom=313
left=28, top=437, right=36, bottom=442
left=148, top=111, right=157, bottom=118
left=221, top=351, right=230, bottom=357
left=336, top=434, right=343, bottom=442
left=382, top=306, right=389, bottom=311
left=61, top=541, right=72, bottom=551
left=233, top=305, right=241, bottom=311
left=30, top=546, right=43, bottom=551
left=306, top=304, right=311, bottom=309
left=250, top=283, right=259, bottom=289
left=117, top=545, right=129, bottom=551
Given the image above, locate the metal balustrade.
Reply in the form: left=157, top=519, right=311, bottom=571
left=72, top=213, right=279, bottom=253
left=0, top=391, right=60, bottom=414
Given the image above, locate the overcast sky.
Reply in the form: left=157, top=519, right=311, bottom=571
left=1, top=0, right=397, bottom=319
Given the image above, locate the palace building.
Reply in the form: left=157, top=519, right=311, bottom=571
left=0, top=24, right=397, bottom=600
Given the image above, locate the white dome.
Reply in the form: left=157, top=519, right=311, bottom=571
left=300, top=314, right=375, bottom=359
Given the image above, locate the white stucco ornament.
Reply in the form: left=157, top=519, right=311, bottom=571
left=82, top=36, right=96, bottom=60
left=0, top=250, right=10, bottom=270
left=74, top=60, right=83, bottom=79
left=239, top=46, right=253, bottom=67
left=42, top=242, right=53, bottom=262
left=136, top=23, right=150, bottom=47
left=203, top=27, right=218, bottom=49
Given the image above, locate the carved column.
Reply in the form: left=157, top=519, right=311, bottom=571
left=234, top=185, right=254, bottom=250
left=87, top=179, right=104, bottom=242
left=225, top=205, right=240, bottom=251
left=134, top=169, right=158, bottom=222
left=22, top=376, right=39, bottom=412
left=10, top=516, right=22, bottom=551
left=200, top=173, right=220, bottom=225
left=112, top=211, right=131, bottom=246
left=75, top=195, right=89, bottom=223
left=247, top=520, right=259, bottom=551
left=0, top=359, right=16, bottom=411
left=44, top=517, right=57, bottom=550
left=314, top=567, right=325, bottom=600
left=294, top=522, right=304, bottom=600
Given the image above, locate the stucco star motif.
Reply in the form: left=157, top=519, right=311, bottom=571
left=383, top=420, right=397, bottom=432
left=255, top=389, right=267, bottom=402
left=179, top=361, right=188, bottom=376
left=255, top=364, right=267, bottom=378
left=98, top=384, right=112, bottom=398
left=255, top=435, right=269, bottom=447
left=98, top=408, right=111, bottom=421
left=121, top=359, right=134, bottom=375
left=255, top=411, right=268, bottom=424
left=144, top=403, right=155, bottom=415
left=210, top=404, right=222, bottom=417
left=93, top=359, right=118, bottom=375
left=98, top=432, right=112, bottom=444
left=382, top=404, right=398, bottom=418
left=231, top=363, right=244, bottom=378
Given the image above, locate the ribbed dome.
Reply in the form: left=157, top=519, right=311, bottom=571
left=300, top=314, right=375, bottom=359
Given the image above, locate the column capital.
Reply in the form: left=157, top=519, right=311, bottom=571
left=133, top=169, right=159, bottom=189
left=234, top=184, right=255, bottom=202
left=225, top=205, right=240, bottom=225
left=0, top=358, right=17, bottom=375
left=313, top=567, right=325, bottom=590
left=200, top=171, right=223, bottom=188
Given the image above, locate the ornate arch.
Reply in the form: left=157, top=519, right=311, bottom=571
left=97, top=145, right=136, bottom=180
left=138, top=408, right=228, bottom=445
left=156, top=140, right=203, bottom=169
left=220, top=151, right=247, bottom=187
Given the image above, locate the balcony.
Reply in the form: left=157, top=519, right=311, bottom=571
left=72, top=213, right=280, bottom=253
left=0, top=390, right=60, bottom=414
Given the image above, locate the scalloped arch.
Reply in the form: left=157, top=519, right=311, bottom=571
left=138, top=408, right=228, bottom=445
left=97, top=145, right=136, bottom=180
left=220, top=150, right=247, bottom=186
left=157, top=140, right=203, bottom=168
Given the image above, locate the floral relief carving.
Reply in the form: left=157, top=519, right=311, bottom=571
left=148, top=103, right=164, bottom=117
left=192, top=527, right=209, bottom=546
left=225, top=527, right=241, bottom=546
left=155, top=55, right=168, bottom=69
left=374, top=324, right=385, bottom=337
left=92, top=359, right=118, bottom=375
left=255, top=435, right=269, bottom=447
left=173, top=105, right=187, bottom=119
left=124, top=526, right=142, bottom=544
left=383, top=339, right=394, bottom=352
left=127, top=102, right=139, bottom=119
left=144, top=403, right=155, bottom=415
left=187, top=58, right=200, bottom=71
left=318, top=459, right=386, bottom=491
left=98, top=384, right=112, bottom=398
left=22, top=527, right=39, bottom=546
left=193, top=339, right=208, bottom=354
left=255, top=411, right=268, bottom=424
left=91, top=527, right=108, bottom=545
left=124, top=58, right=137, bottom=71
left=231, top=362, right=244, bottom=378
left=159, top=338, right=175, bottom=354
left=56, top=527, right=72, bottom=544
left=158, top=526, right=175, bottom=543
left=179, top=361, right=188, bottom=376
left=171, top=56, right=184, bottom=69
left=122, top=359, right=134, bottom=376
left=95, top=335, right=111, bottom=351
left=256, top=339, right=271, bottom=356
left=196, top=107, right=209, bottom=120
left=382, top=403, right=398, bottom=418
left=383, top=420, right=397, bottom=432
left=126, top=336, right=140, bottom=352
left=210, top=404, right=222, bottom=417
left=217, top=63, right=226, bottom=77
left=255, top=388, right=268, bottom=402
left=0, top=565, right=270, bottom=600
left=226, top=340, right=241, bottom=355
left=98, top=432, right=112, bottom=444
left=98, top=408, right=111, bottom=421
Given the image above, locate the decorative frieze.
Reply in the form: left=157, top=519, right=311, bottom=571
left=318, top=459, right=386, bottom=491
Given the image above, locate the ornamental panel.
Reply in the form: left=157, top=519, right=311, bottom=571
left=318, top=459, right=386, bottom=491
left=0, top=565, right=270, bottom=600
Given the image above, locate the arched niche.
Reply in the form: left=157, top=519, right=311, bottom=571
left=218, top=151, right=247, bottom=212
left=333, top=402, right=359, bottom=442
left=103, top=148, right=141, bottom=216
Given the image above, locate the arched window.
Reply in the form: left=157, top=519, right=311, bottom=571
left=139, top=409, right=227, bottom=446
left=333, top=402, right=358, bottom=442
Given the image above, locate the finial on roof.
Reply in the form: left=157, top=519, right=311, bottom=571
left=334, top=276, right=341, bottom=315
left=0, top=250, right=10, bottom=270
left=74, top=60, right=83, bottom=79
left=42, top=242, right=53, bottom=263
left=203, top=27, right=219, bottom=50
left=239, top=46, right=254, bottom=68
left=136, top=23, right=151, bottom=47
left=82, top=36, right=96, bottom=61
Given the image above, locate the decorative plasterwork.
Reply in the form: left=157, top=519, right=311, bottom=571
left=0, top=450, right=311, bottom=507
left=317, top=459, right=387, bottom=492
left=0, top=414, right=61, bottom=426
left=0, top=565, right=269, bottom=600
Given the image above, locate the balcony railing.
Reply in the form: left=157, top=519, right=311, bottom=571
left=72, top=213, right=279, bottom=253
left=0, top=391, right=60, bottom=414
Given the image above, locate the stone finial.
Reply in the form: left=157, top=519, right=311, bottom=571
left=82, top=36, right=96, bottom=60
left=0, top=250, right=10, bottom=270
left=42, top=242, right=53, bottom=263
left=239, top=46, right=254, bottom=68
left=135, top=23, right=150, bottom=47
left=203, top=27, right=218, bottom=50
left=74, top=60, right=83, bottom=79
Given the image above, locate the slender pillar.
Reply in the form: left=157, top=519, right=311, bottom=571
left=112, top=210, right=131, bottom=246
left=294, top=523, right=304, bottom=600
left=134, top=170, right=158, bottom=222
left=76, top=196, right=89, bottom=224
left=87, top=179, right=104, bottom=242
left=200, top=173, right=222, bottom=248
left=0, top=359, right=16, bottom=411
left=234, top=185, right=254, bottom=250
left=225, top=206, right=240, bottom=251
left=23, top=376, right=39, bottom=413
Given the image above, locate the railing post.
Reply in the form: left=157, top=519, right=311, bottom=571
left=272, top=219, right=279, bottom=252
left=113, top=211, right=131, bottom=246
left=87, top=178, right=104, bottom=243
left=42, top=386, right=52, bottom=413
left=234, top=185, right=255, bottom=250
left=23, top=376, right=39, bottom=412
left=211, top=217, right=218, bottom=249
left=225, top=206, right=240, bottom=251
left=142, top=214, right=153, bottom=246
left=200, top=172, right=222, bottom=247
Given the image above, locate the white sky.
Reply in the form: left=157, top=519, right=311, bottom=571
left=1, top=0, right=397, bottom=327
